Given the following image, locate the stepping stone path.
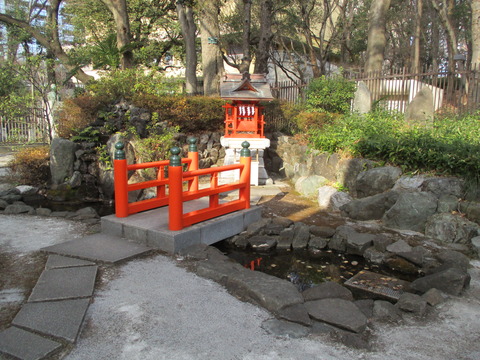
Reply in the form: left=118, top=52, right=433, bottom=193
left=0, top=235, right=151, bottom=360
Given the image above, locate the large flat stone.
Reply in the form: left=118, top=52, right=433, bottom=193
left=45, top=254, right=96, bottom=269
left=305, top=298, right=367, bottom=333
left=41, top=233, right=151, bottom=263
left=0, top=326, right=62, bottom=360
left=12, top=298, right=90, bottom=343
left=28, top=266, right=97, bottom=302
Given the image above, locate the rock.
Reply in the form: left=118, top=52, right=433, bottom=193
left=336, top=158, right=375, bottom=197
left=352, top=81, right=372, bottom=114
left=422, top=177, right=464, bottom=198
left=68, top=171, right=82, bottom=188
left=35, top=208, right=52, bottom=216
left=436, top=250, right=470, bottom=273
left=50, top=137, right=77, bottom=185
left=311, top=152, right=340, bottom=181
left=355, top=299, right=374, bottom=319
left=334, top=329, right=371, bottom=350
left=271, top=216, right=294, bottom=228
left=277, top=303, right=312, bottom=326
left=384, top=256, right=419, bottom=275
left=305, top=298, right=367, bottom=333
left=397, top=246, right=430, bottom=267
left=340, top=191, right=399, bottom=221
left=396, top=293, right=427, bottom=316
left=392, top=175, right=425, bottom=192
left=425, top=213, right=479, bottom=244
left=246, top=218, right=271, bottom=236
left=317, top=186, right=353, bottom=211
left=231, top=234, right=250, bottom=249
left=248, top=235, right=277, bottom=251
left=329, top=225, right=356, bottom=252
left=263, top=222, right=285, bottom=235
left=373, top=234, right=395, bottom=252
left=382, top=192, right=438, bottom=232
left=308, top=237, right=328, bottom=250
left=261, top=319, right=310, bottom=339
left=346, top=232, right=376, bottom=256
left=15, top=185, right=38, bottom=195
left=1, top=194, right=22, bottom=203
left=373, top=300, right=402, bottom=323
left=72, top=207, right=99, bottom=220
left=364, top=247, right=388, bottom=265
left=405, top=86, right=434, bottom=125
left=410, top=267, right=471, bottom=295
left=422, top=288, right=447, bottom=306
left=197, top=260, right=304, bottom=314
left=437, top=194, right=459, bottom=213
left=295, top=175, right=329, bottom=198
left=356, top=166, right=403, bottom=198
left=292, top=222, right=310, bottom=250
left=0, top=199, right=8, bottom=209
left=302, top=281, right=354, bottom=301
left=309, top=225, right=336, bottom=238
left=459, top=201, right=480, bottom=224
left=4, top=203, right=35, bottom=214
left=277, top=228, right=294, bottom=250
left=386, top=240, right=412, bottom=254
left=472, top=236, right=480, bottom=257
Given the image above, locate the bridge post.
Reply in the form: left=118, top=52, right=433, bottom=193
left=114, top=142, right=129, bottom=217
left=168, top=146, right=184, bottom=231
left=239, top=141, right=251, bottom=209
left=187, top=137, right=199, bottom=191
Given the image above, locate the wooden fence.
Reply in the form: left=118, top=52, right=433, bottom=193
left=0, top=107, right=50, bottom=144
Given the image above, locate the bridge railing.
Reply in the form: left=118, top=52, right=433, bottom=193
left=113, top=137, right=251, bottom=231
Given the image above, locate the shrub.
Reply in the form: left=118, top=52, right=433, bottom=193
left=305, top=75, right=356, bottom=114
left=7, top=146, right=50, bottom=186
left=57, top=96, right=106, bottom=138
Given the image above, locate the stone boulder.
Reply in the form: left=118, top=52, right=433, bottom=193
left=292, top=222, right=310, bottom=249
left=305, top=298, right=367, bottom=333
left=425, top=213, right=479, bottom=244
left=356, top=166, right=403, bottom=198
left=396, top=293, right=427, bottom=316
left=336, top=158, right=375, bottom=197
left=352, top=81, right=372, bottom=114
left=405, top=86, right=434, bottom=126
left=295, top=175, right=329, bottom=198
left=382, top=192, right=438, bottom=232
left=317, top=186, right=353, bottom=211
left=410, top=267, right=471, bottom=296
left=373, top=300, right=402, bottom=323
left=340, top=191, right=399, bottom=221
left=421, top=177, right=464, bottom=198
left=392, top=175, right=425, bottom=192
left=346, top=232, right=376, bottom=256
left=50, top=138, right=77, bottom=185
left=312, top=153, right=340, bottom=181
left=302, top=281, right=354, bottom=301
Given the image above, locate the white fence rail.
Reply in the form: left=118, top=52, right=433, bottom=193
left=0, top=108, right=49, bottom=143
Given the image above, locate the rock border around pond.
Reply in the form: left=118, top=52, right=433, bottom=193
left=178, top=216, right=472, bottom=349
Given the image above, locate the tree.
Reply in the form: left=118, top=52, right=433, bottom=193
left=99, top=0, right=133, bottom=69
left=430, top=0, right=459, bottom=72
left=176, top=0, right=197, bottom=94
left=253, top=0, right=274, bottom=74
left=364, top=0, right=392, bottom=73
left=0, top=0, right=94, bottom=83
left=473, top=0, right=480, bottom=67
left=198, top=0, right=223, bottom=95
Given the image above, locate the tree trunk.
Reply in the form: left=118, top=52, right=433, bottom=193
left=176, top=1, right=198, bottom=94
left=430, top=0, right=458, bottom=72
left=199, top=0, right=223, bottom=95
left=412, top=0, right=423, bottom=72
left=240, top=0, right=252, bottom=74
left=100, top=0, right=134, bottom=69
left=472, top=0, right=480, bottom=67
left=254, top=0, right=274, bottom=75
left=364, top=0, right=392, bottom=73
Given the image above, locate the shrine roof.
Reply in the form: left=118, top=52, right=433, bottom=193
left=220, top=73, right=274, bottom=101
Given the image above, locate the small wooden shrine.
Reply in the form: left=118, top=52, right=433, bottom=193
left=220, top=73, right=273, bottom=185
left=220, top=73, right=274, bottom=139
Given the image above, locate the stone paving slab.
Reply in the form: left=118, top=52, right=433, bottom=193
left=12, top=298, right=91, bottom=343
left=45, top=254, right=96, bottom=269
left=41, top=233, right=152, bottom=263
left=0, top=326, right=62, bottom=360
left=28, top=266, right=97, bottom=302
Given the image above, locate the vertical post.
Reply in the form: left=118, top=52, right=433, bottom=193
left=114, top=142, right=129, bottom=217
left=187, top=137, right=199, bottom=191
left=168, top=146, right=184, bottom=231
left=239, top=141, right=251, bottom=209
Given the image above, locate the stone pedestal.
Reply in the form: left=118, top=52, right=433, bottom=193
left=220, top=137, right=270, bottom=186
